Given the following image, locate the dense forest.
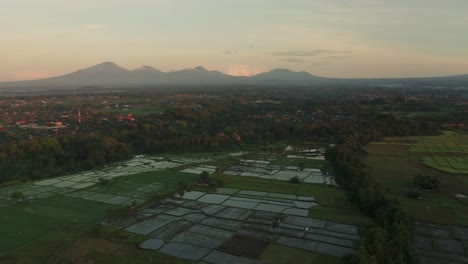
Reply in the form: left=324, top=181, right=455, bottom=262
left=0, top=92, right=443, bottom=184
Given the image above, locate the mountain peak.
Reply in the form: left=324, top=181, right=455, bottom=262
left=84, top=62, right=128, bottom=72
left=134, top=65, right=161, bottom=72
left=269, top=68, right=294, bottom=73
left=251, top=68, right=319, bottom=81
left=100, top=61, right=118, bottom=66
left=0, top=62, right=327, bottom=87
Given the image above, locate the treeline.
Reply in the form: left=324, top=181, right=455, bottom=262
left=0, top=133, right=133, bottom=181
left=0, top=100, right=313, bottom=183
left=326, top=114, right=439, bottom=263
left=0, top=98, right=441, bottom=188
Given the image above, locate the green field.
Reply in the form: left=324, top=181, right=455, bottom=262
left=364, top=131, right=468, bottom=225
left=422, top=156, right=468, bottom=175
left=408, top=131, right=468, bottom=174
left=122, top=170, right=200, bottom=186
left=270, top=156, right=326, bottom=169
left=261, top=243, right=342, bottom=264
left=0, top=170, right=199, bottom=256
left=2, top=225, right=191, bottom=264
left=0, top=197, right=117, bottom=253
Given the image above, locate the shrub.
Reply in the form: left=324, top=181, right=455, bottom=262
left=271, top=217, right=281, bottom=229
left=414, top=174, right=440, bottom=191
left=215, top=178, right=224, bottom=188
left=106, top=206, right=136, bottom=220
left=90, top=225, right=103, bottom=237
left=208, top=181, right=218, bottom=190
left=288, top=176, right=302, bottom=184
left=10, top=191, right=24, bottom=201
left=177, top=181, right=187, bottom=197
left=298, top=162, right=305, bottom=171
left=98, top=178, right=112, bottom=186
left=199, top=171, right=210, bottom=183
left=408, top=189, right=423, bottom=199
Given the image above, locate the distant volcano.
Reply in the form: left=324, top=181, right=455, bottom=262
left=0, top=62, right=467, bottom=88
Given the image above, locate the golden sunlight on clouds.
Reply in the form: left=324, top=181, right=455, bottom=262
left=225, top=65, right=266, bottom=76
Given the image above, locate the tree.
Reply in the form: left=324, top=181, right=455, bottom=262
left=288, top=176, right=302, bottom=184
left=298, top=162, right=305, bottom=171
left=199, top=171, right=210, bottom=183
left=11, top=191, right=24, bottom=201
left=414, top=174, right=440, bottom=191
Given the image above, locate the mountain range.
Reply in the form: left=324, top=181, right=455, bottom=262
left=1, top=62, right=468, bottom=88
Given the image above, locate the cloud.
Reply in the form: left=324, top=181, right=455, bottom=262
left=224, top=50, right=238, bottom=55
left=310, top=61, right=329, bottom=66
left=271, top=50, right=352, bottom=57
left=84, top=24, right=105, bottom=30
left=280, top=58, right=308, bottom=63
left=326, top=55, right=353, bottom=59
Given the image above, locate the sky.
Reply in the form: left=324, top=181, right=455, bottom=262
left=1, top=0, right=468, bottom=81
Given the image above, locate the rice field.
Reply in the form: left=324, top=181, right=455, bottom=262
left=406, top=131, right=468, bottom=174
left=0, top=155, right=203, bottom=256
left=0, top=147, right=369, bottom=262
left=364, top=131, right=468, bottom=226
left=113, top=189, right=359, bottom=262
left=422, top=156, right=468, bottom=175
left=208, top=174, right=372, bottom=225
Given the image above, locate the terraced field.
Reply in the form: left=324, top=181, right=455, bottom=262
left=422, top=156, right=468, bottom=175
left=409, top=131, right=468, bottom=175
left=0, top=147, right=369, bottom=263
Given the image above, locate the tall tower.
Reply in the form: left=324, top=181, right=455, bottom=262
left=78, top=109, right=81, bottom=124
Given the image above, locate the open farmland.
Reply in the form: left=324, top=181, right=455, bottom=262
left=206, top=174, right=372, bottom=226
left=0, top=155, right=201, bottom=259
left=408, top=131, right=468, bottom=175
left=364, top=131, right=468, bottom=226
left=111, top=188, right=359, bottom=262
left=364, top=132, right=468, bottom=263
left=414, top=221, right=468, bottom=264
left=0, top=146, right=369, bottom=263
left=220, top=147, right=336, bottom=185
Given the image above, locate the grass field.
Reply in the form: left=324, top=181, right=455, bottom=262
left=270, top=156, right=326, bottom=169
left=408, top=131, right=468, bottom=174
left=0, top=197, right=116, bottom=253
left=364, top=131, right=468, bottom=225
left=422, top=156, right=468, bottom=174
left=210, top=173, right=373, bottom=225
left=261, top=243, right=342, bottom=264
left=0, top=170, right=200, bottom=256
left=2, top=225, right=191, bottom=264
left=123, top=170, right=200, bottom=186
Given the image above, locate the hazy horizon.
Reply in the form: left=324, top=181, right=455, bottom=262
left=2, top=0, right=468, bottom=81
